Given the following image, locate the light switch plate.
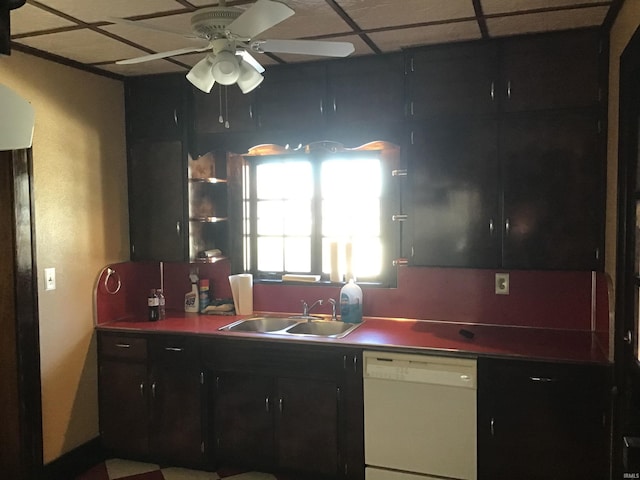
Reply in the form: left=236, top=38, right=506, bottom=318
left=495, top=272, right=509, bottom=295
left=44, top=267, right=56, bottom=291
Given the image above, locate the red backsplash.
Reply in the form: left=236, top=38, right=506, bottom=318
left=95, top=261, right=609, bottom=332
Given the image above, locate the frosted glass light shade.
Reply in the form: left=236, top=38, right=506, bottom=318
left=237, top=59, right=264, bottom=94
left=211, top=51, right=240, bottom=86
left=186, top=55, right=216, bottom=93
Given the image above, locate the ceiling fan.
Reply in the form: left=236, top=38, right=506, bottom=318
left=113, top=0, right=355, bottom=94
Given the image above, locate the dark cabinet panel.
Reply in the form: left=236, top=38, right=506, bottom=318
left=501, top=112, right=603, bottom=270
left=214, top=373, right=274, bottom=469
left=499, top=30, right=601, bottom=112
left=408, top=117, right=500, bottom=268
left=125, top=75, right=188, bottom=140
left=255, top=63, right=326, bottom=132
left=277, top=377, right=339, bottom=475
left=478, top=358, right=610, bottom=480
left=406, top=42, right=498, bottom=119
left=99, top=360, right=149, bottom=458
left=128, top=140, right=186, bottom=261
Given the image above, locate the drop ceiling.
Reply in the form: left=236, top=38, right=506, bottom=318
left=8, top=0, right=617, bottom=78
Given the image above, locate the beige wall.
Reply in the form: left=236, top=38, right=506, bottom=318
left=0, top=52, right=129, bottom=463
left=607, top=1, right=640, bottom=291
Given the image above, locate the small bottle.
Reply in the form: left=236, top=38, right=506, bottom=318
left=148, top=289, right=159, bottom=322
left=199, top=279, right=210, bottom=313
left=185, top=272, right=199, bottom=313
left=157, top=288, right=166, bottom=319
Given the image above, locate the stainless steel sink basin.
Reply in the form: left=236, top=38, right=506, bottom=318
left=219, top=317, right=299, bottom=333
left=219, top=316, right=362, bottom=338
left=285, top=320, right=361, bottom=338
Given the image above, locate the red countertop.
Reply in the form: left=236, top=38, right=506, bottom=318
left=96, top=311, right=611, bottom=365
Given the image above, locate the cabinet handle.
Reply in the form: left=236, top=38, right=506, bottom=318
left=392, top=258, right=409, bottom=266
left=410, top=101, right=415, bottom=116
left=249, top=104, right=253, bottom=119
left=343, top=355, right=347, bottom=370
left=151, top=381, right=156, bottom=398
left=353, top=355, right=358, bottom=372
left=410, top=131, right=415, bottom=145
left=115, top=343, right=130, bottom=348
left=507, top=80, right=512, bottom=99
left=529, top=376, right=557, bottom=383
left=624, top=330, right=633, bottom=344
left=139, top=382, right=144, bottom=397
left=176, top=221, right=181, bottom=236
left=489, top=218, right=494, bottom=235
left=392, top=214, right=408, bottom=222
left=490, top=81, right=495, bottom=100
left=279, top=396, right=284, bottom=413
left=164, top=347, right=184, bottom=352
left=320, top=99, right=324, bottom=115
left=333, top=97, right=337, bottom=113
left=392, top=169, right=407, bottom=177
left=410, top=57, right=415, bottom=73
left=490, top=417, right=495, bottom=436
left=504, top=218, right=510, bottom=236
left=173, top=108, right=178, bottom=126
left=265, top=396, right=270, bottom=412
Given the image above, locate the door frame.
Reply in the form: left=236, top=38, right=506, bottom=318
left=0, top=149, right=43, bottom=478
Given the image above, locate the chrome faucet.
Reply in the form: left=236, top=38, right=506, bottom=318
left=328, top=298, right=338, bottom=321
left=301, top=299, right=323, bottom=318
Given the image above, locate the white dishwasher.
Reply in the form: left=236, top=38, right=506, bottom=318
left=363, top=351, right=477, bottom=480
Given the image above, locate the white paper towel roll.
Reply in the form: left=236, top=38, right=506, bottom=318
left=229, top=273, right=253, bottom=315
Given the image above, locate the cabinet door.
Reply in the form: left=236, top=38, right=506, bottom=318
left=149, top=337, right=203, bottom=466
left=128, top=140, right=186, bottom=261
left=500, top=29, right=601, bottom=112
left=276, top=377, right=339, bottom=476
left=193, top=84, right=256, bottom=134
left=213, top=373, right=274, bottom=469
left=255, top=63, right=326, bottom=133
left=408, top=117, right=500, bottom=267
left=501, top=112, right=603, bottom=270
left=125, top=75, right=187, bottom=140
left=478, top=359, right=610, bottom=480
left=99, top=360, right=149, bottom=457
left=406, top=42, right=498, bottom=119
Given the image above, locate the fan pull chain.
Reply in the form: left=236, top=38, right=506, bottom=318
left=218, top=86, right=224, bottom=124
left=225, top=86, right=230, bottom=129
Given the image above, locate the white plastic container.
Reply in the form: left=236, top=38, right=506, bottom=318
left=184, top=272, right=199, bottom=313
left=340, top=279, right=363, bottom=323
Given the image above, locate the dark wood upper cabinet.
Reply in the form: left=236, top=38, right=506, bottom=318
left=125, top=75, right=189, bottom=140
left=128, top=140, right=186, bottom=262
left=255, top=63, right=326, bottom=133
left=499, top=29, right=601, bottom=112
left=408, top=117, right=500, bottom=268
left=406, top=42, right=498, bottom=119
left=500, top=111, right=603, bottom=270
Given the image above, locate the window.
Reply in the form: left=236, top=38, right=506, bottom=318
left=243, top=142, right=400, bottom=285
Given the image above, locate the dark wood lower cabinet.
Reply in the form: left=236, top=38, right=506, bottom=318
left=478, top=358, right=611, bottom=480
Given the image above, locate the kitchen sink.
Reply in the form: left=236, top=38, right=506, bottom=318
left=219, top=316, right=362, bottom=338
left=219, top=317, right=299, bottom=333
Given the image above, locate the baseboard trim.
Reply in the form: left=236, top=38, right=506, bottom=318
left=43, top=436, right=105, bottom=480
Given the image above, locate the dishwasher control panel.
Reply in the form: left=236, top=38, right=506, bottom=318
left=363, top=351, right=477, bottom=388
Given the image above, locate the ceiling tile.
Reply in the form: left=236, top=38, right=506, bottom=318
left=98, top=60, right=188, bottom=76
left=368, top=21, right=481, bottom=52
left=31, top=0, right=186, bottom=24
left=486, top=6, right=609, bottom=37
left=14, top=29, right=149, bottom=64
left=336, top=0, right=476, bottom=30
left=257, top=0, right=352, bottom=40
left=481, top=0, right=608, bottom=15
left=10, top=3, right=76, bottom=35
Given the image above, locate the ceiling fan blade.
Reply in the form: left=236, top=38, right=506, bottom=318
left=252, top=39, right=355, bottom=57
left=227, top=0, right=294, bottom=39
left=186, top=55, right=216, bottom=93
left=116, top=45, right=210, bottom=65
left=107, top=16, right=198, bottom=39
left=237, top=50, right=265, bottom=73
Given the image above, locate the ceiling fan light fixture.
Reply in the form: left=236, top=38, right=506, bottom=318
left=186, top=54, right=216, bottom=93
left=237, top=59, right=264, bottom=94
left=211, top=50, right=240, bottom=85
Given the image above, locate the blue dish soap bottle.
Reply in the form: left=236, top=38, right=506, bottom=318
left=340, top=278, right=363, bottom=323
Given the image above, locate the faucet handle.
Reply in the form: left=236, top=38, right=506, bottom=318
left=300, top=299, right=309, bottom=316
left=328, top=298, right=337, bottom=321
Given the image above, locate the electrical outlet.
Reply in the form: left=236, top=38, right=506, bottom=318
left=44, top=267, right=56, bottom=291
left=495, top=273, right=509, bottom=295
